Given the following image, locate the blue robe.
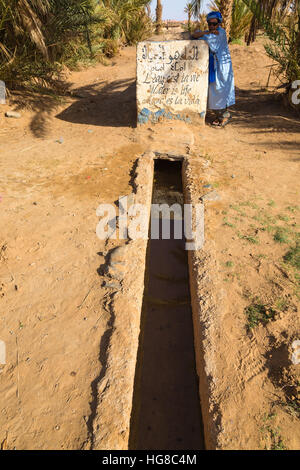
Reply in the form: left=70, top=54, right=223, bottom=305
left=198, top=27, right=235, bottom=110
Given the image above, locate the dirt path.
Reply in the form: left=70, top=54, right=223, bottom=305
left=0, top=34, right=299, bottom=450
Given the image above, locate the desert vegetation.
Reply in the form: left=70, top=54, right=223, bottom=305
left=0, top=0, right=152, bottom=88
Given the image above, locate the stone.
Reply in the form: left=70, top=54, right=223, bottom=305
left=291, top=340, right=300, bottom=365
left=152, top=189, right=183, bottom=207
left=201, top=190, right=221, bottom=202
left=108, top=266, right=125, bottom=281
left=5, top=111, right=21, bottom=119
left=109, top=246, right=127, bottom=265
left=103, top=280, right=122, bottom=290
left=137, top=41, right=209, bottom=125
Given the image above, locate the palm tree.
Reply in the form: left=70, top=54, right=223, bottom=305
left=13, top=0, right=50, bottom=59
left=243, top=0, right=298, bottom=44
left=218, top=0, right=234, bottom=37
left=156, top=0, right=163, bottom=34
left=190, top=0, right=204, bottom=18
left=211, top=0, right=253, bottom=42
left=184, top=2, right=194, bottom=31
left=191, top=0, right=234, bottom=35
left=241, top=0, right=300, bottom=108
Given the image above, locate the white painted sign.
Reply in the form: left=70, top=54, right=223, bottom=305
left=137, top=41, right=209, bottom=125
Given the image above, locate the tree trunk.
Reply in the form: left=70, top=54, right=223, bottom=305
left=218, top=0, right=234, bottom=39
left=246, top=14, right=257, bottom=46
left=156, top=0, right=163, bottom=34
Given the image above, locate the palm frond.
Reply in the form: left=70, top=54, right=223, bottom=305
left=242, top=0, right=300, bottom=88
left=0, top=0, right=153, bottom=88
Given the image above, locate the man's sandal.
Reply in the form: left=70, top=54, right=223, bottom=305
left=211, top=119, right=222, bottom=127
left=220, top=115, right=232, bottom=127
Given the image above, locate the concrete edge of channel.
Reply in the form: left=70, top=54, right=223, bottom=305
left=182, top=158, right=223, bottom=450
left=92, top=151, right=222, bottom=450
left=92, top=152, right=155, bottom=450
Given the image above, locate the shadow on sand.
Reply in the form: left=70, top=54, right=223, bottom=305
left=56, top=78, right=137, bottom=129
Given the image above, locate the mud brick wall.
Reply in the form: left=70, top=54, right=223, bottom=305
left=137, top=41, right=209, bottom=125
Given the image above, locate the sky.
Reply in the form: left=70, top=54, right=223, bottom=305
left=150, top=0, right=211, bottom=21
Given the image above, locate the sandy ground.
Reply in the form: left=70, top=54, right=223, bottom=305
left=0, top=30, right=299, bottom=450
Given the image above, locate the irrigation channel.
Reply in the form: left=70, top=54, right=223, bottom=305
left=129, top=159, right=205, bottom=450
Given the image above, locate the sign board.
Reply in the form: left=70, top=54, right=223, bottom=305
left=137, top=41, right=209, bottom=125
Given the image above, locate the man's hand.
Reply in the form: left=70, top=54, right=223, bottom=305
left=191, top=31, right=205, bottom=39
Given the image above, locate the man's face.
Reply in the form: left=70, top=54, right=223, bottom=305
left=207, top=19, right=219, bottom=32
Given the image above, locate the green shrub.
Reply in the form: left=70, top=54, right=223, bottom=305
left=284, top=243, right=300, bottom=270
left=245, top=303, right=277, bottom=330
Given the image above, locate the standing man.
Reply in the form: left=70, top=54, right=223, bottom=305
left=192, top=11, right=235, bottom=127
